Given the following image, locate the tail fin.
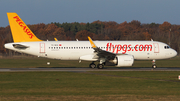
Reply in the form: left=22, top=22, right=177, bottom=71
left=7, top=13, right=42, bottom=42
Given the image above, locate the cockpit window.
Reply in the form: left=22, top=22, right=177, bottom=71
left=164, top=46, right=170, bottom=49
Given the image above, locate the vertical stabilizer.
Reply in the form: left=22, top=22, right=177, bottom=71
left=7, top=13, right=42, bottom=42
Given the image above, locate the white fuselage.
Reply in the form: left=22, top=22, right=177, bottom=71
left=4, top=41, right=177, bottom=61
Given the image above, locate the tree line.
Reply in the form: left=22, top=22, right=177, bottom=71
left=0, top=20, right=179, bottom=55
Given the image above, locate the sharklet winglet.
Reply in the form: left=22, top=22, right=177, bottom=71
left=88, top=36, right=97, bottom=48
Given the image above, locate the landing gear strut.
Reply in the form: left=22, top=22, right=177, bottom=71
left=152, top=59, right=157, bottom=69
left=97, top=58, right=105, bottom=69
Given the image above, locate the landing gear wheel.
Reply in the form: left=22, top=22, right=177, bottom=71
left=152, top=60, right=157, bottom=69
left=97, top=64, right=104, bottom=69
left=152, top=65, right=157, bottom=69
left=89, top=63, right=96, bottom=69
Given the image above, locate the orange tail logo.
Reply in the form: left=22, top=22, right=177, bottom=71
left=13, top=16, right=34, bottom=39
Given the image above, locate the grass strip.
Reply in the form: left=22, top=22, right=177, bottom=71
left=0, top=71, right=180, bottom=100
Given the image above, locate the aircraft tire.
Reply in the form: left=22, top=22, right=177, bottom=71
left=97, top=64, right=104, bottom=69
left=89, top=63, right=96, bottom=69
left=152, top=65, right=157, bottom=69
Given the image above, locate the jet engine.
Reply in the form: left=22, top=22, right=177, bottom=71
left=106, top=55, right=134, bottom=67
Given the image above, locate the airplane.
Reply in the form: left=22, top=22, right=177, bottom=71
left=4, top=13, right=177, bottom=69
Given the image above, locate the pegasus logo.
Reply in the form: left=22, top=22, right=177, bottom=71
left=13, top=16, right=34, bottom=39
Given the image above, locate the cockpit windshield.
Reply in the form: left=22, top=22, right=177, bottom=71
left=164, top=46, right=170, bottom=49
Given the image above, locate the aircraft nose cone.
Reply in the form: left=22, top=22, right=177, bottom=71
left=171, top=49, right=178, bottom=57
left=174, top=50, right=177, bottom=57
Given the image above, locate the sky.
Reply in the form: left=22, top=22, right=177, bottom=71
left=1, top=0, right=180, bottom=27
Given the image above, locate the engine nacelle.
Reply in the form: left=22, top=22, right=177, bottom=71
left=106, top=55, right=134, bottom=67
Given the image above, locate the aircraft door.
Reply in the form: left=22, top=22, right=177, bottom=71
left=153, top=43, right=159, bottom=53
left=39, top=43, right=47, bottom=57
left=40, top=43, right=45, bottom=53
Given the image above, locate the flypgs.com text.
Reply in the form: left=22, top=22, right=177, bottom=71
left=106, top=43, right=152, bottom=54
left=13, top=16, right=34, bottom=39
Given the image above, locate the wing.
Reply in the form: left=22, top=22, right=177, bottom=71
left=88, top=37, right=117, bottom=60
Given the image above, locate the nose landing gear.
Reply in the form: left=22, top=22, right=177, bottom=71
left=152, top=59, right=157, bottom=69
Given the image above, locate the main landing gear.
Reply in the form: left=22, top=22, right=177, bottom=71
left=89, top=62, right=96, bottom=69
left=97, top=64, right=104, bottom=69
left=152, top=59, right=157, bottom=69
left=89, top=62, right=104, bottom=69
left=89, top=60, right=158, bottom=69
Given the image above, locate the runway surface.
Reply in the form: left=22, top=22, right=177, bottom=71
left=1, top=67, right=180, bottom=72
